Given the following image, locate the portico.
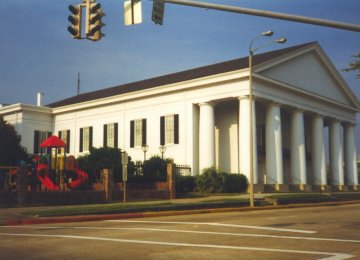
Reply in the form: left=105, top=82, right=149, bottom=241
left=200, top=95, right=359, bottom=191
left=197, top=42, right=359, bottom=191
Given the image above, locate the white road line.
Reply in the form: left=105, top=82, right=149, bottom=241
left=0, top=232, right=353, bottom=260
left=267, top=215, right=297, bottom=220
left=106, top=220, right=317, bottom=234
left=2, top=225, right=359, bottom=244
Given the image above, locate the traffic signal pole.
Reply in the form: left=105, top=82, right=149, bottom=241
left=163, top=0, right=360, bottom=32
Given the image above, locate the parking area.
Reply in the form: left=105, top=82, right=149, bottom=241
left=1, top=203, right=360, bottom=259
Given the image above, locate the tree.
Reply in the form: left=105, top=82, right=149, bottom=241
left=77, top=147, right=135, bottom=183
left=142, top=156, right=168, bottom=182
left=343, top=53, right=360, bottom=78
left=0, top=118, right=27, bottom=165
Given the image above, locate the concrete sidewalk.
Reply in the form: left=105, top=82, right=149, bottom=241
left=0, top=194, right=250, bottom=225
left=1, top=194, right=359, bottom=226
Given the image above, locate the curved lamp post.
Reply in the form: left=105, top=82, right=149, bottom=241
left=159, top=145, right=167, bottom=159
left=142, top=144, right=149, bottom=161
left=248, top=31, right=287, bottom=207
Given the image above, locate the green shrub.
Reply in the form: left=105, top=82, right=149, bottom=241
left=221, top=173, right=248, bottom=193
left=195, top=167, right=223, bottom=193
left=194, top=167, right=248, bottom=193
left=142, top=156, right=167, bottom=182
left=176, top=175, right=196, bottom=193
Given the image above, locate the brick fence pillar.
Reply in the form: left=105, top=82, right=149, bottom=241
left=167, top=163, right=176, bottom=200
left=101, top=168, right=113, bottom=203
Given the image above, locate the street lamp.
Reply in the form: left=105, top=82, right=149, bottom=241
left=142, top=144, right=149, bottom=161
left=248, top=31, right=287, bottom=207
left=159, top=145, right=167, bottom=159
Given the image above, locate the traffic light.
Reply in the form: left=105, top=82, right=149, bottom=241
left=86, top=2, right=105, bottom=41
left=67, top=4, right=82, bottom=39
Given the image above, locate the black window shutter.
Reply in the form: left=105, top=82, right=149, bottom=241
left=142, top=119, right=147, bottom=145
left=34, top=130, right=39, bottom=154
left=160, top=116, right=165, bottom=145
left=46, top=132, right=52, bottom=154
left=58, top=131, right=62, bottom=154
left=103, top=124, right=108, bottom=147
left=114, top=123, right=118, bottom=149
left=79, top=128, right=83, bottom=152
left=66, top=130, right=70, bottom=153
left=89, top=127, right=93, bottom=149
left=130, top=120, right=134, bottom=148
left=174, top=114, right=179, bottom=144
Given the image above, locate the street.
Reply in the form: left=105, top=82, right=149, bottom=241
left=1, top=203, right=359, bottom=259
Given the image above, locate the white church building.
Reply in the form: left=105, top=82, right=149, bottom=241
left=1, top=42, right=359, bottom=191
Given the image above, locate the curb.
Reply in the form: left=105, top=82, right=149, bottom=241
left=4, top=200, right=360, bottom=226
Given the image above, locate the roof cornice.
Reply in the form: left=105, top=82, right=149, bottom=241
left=0, top=103, right=52, bottom=116
left=52, top=69, right=248, bottom=114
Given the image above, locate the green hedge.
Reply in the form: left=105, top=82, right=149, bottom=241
left=193, top=167, right=248, bottom=193
left=221, top=173, right=248, bottom=193
left=176, top=175, right=196, bottom=193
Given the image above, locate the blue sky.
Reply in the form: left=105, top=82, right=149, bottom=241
left=0, top=0, right=359, bottom=149
left=1, top=0, right=359, bottom=104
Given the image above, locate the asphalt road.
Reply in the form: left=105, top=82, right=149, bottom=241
left=1, top=203, right=359, bottom=259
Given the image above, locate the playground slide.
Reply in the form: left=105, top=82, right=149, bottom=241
left=36, top=164, right=59, bottom=191
left=67, top=169, right=88, bottom=189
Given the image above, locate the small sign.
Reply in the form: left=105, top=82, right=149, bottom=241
left=121, top=152, right=128, bottom=182
left=124, top=0, right=142, bottom=26
left=152, top=0, right=165, bottom=25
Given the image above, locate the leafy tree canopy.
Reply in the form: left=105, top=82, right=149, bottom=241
left=343, top=53, right=360, bottom=78
left=0, top=117, right=27, bottom=165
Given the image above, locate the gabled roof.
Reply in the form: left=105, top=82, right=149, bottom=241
left=48, top=42, right=315, bottom=108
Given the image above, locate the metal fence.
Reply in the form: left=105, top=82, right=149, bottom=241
left=0, top=166, right=19, bottom=191
left=175, top=164, right=191, bottom=176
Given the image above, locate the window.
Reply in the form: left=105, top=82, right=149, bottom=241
left=33, top=130, right=51, bottom=154
left=80, top=127, right=93, bottom=152
left=104, top=123, right=118, bottom=148
left=160, top=114, right=179, bottom=145
left=130, top=119, right=146, bottom=148
left=256, top=124, right=265, bottom=156
left=58, top=130, right=70, bottom=153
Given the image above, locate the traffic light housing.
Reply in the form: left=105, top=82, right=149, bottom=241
left=67, top=4, right=82, bottom=39
left=86, top=2, right=105, bottom=41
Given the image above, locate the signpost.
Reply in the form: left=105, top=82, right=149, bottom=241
left=121, top=152, right=128, bottom=205
left=152, top=0, right=165, bottom=25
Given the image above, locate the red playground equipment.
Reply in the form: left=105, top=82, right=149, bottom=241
left=36, top=163, right=59, bottom=191
left=65, top=156, right=88, bottom=189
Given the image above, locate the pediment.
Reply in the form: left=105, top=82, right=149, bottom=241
left=257, top=47, right=358, bottom=108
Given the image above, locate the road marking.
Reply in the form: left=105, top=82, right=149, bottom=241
left=0, top=232, right=353, bottom=260
left=2, top=225, right=359, bottom=244
left=106, top=220, right=317, bottom=234
left=267, top=215, right=297, bottom=220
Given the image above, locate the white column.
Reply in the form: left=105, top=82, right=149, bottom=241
left=266, top=103, right=283, bottom=184
left=311, top=115, right=326, bottom=185
left=344, top=124, right=358, bottom=185
left=199, top=102, right=215, bottom=172
left=329, top=120, right=344, bottom=185
left=238, top=96, right=258, bottom=184
left=290, top=109, right=307, bottom=184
